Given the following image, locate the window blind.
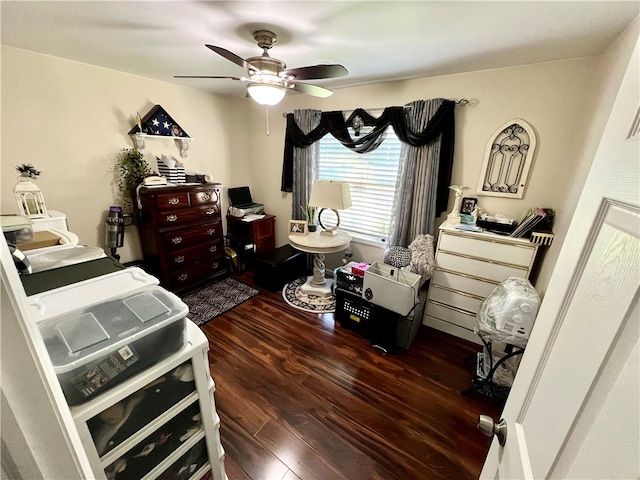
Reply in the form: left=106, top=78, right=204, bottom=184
left=318, top=127, right=401, bottom=242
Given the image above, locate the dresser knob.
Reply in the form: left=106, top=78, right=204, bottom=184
left=206, top=208, right=216, bottom=215
left=172, top=236, right=183, bottom=244
left=201, top=193, right=211, bottom=201
left=178, top=273, right=188, bottom=282
left=209, top=245, right=217, bottom=253
left=166, top=214, right=178, bottom=222
left=168, top=197, right=180, bottom=205
left=211, top=262, right=219, bottom=269
left=175, top=255, right=185, bottom=263
left=207, top=228, right=216, bottom=235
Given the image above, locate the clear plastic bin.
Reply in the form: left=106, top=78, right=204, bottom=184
left=1, top=215, right=34, bottom=243
left=37, top=283, right=188, bottom=405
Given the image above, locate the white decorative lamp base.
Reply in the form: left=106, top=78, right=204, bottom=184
left=446, top=185, right=469, bottom=226
left=446, top=213, right=461, bottom=225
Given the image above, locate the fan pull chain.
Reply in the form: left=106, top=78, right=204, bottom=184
left=265, top=106, right=270, bottom=136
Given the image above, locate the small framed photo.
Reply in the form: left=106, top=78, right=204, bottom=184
left=460, top=197, right=478, bottom=215
left=289, top=220, right=308, bottom=236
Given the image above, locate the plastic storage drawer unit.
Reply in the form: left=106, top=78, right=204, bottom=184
left=38, top=286, right=188, bottom=405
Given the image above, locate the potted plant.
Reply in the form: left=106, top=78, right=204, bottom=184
left=301, top=204, right=318, bottom=232
left=114, top=148, right=150, bottom=213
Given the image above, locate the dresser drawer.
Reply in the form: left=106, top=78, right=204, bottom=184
left=166, top=239, right=224, bottom=268
left=86, top=361, right=196, bottom=457
left=425, top=300, right=477, bottom=331
left=161, top=221, right=222, bottom=251
left=436, top=251, right=528, bottom=283
left=170, top=258, right=227, bottom=288
left=428, top=284, right=483, bottom=314
left=155, top=192, right=190, bottom=210
left=190, top=188, right=220, bottom=206
left=156, top=436, right=208, bottom=480
left=157, top=205, right=221, bottom=228
left=439, top=232, right=536, bottom=267
left=102, top=402, right=202, bottom=480
left=431, top=269, right=499, bottom=299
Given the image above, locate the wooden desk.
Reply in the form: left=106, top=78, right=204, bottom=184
left=226, top=214, right=276, bottom=256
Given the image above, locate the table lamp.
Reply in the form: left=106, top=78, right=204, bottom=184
left=309, top=180, right=352, bottom=236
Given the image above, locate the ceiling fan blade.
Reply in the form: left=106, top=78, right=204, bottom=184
left=205, top=45, right=260, bottom=74
left=174, top=75, right=243, bottom=80
left=291, top=82, right=334, bottom=98
left=282, top=64, right=348, bottom=81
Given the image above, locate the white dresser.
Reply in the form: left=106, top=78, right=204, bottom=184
left=424, top=223, right=540, bottom=344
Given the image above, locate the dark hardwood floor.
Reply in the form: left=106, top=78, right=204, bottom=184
left=199, top=271, right=501, bottom=480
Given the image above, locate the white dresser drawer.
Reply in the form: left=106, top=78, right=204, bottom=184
left=431, top=269, right=499, bottom=299
left=439, top=231, right=536, bottom=267
left=428, top=285, right=484, bottom=315
left=425, top=301, right=477, bottom=331
left=436, top=251, right=528, bottom=283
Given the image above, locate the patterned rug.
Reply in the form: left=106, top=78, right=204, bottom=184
left=182, top=277, right=259, bottom=326
left=282, top=277, right=336, bottom=313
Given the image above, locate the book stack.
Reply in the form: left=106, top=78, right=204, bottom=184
left=157, top=156, right=186, bottom=184
left=510, top=208, right=554, bottom=238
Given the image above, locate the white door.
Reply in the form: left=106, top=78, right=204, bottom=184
left=480, top=30, right=640, bottom=479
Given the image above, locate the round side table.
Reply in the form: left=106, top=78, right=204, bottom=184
left=288, top=229, right=352, bottom=298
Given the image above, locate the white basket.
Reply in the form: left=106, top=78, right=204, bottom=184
left=363, top=262, right=421, bottom=316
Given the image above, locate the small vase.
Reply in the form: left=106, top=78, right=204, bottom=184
left=308, top=224, right=317, bottom=232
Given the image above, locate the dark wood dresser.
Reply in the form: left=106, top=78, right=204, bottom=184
left=137, top=183, right=228, bottom=292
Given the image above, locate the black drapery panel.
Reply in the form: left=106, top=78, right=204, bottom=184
left=280, top=100, right=455, bottom=214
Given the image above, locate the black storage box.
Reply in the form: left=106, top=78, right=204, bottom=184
left=335, top=261, right=365, bottom=296
left=253, top=245, right=307, bottom=291
left=476, top=219, right=516, bottom=235
left=335, top=288, right=373, bottom=337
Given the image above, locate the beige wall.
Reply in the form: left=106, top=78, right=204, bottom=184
left=3, top=27, right=636, bottom=295
left=1, top=46, right=251, bottom=264
left=531, top=17, right=640, bottom=292
left=247, top=57, right=604, bottom=292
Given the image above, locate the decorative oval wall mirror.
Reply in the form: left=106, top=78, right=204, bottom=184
left=476, top=118, right=537, bottom=198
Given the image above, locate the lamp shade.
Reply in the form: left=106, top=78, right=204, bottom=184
left=309, top=181, right=352, bottom=210
left=246, top=83, right=286, bottom=106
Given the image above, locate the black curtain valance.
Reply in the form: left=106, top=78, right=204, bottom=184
left=280, top=100, right=455, bottom=214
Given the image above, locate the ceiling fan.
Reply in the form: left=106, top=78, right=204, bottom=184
left=175, top=30, right=348, bottom=106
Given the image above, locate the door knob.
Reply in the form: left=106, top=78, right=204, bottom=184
left=478, top=415, right=507, bottom=446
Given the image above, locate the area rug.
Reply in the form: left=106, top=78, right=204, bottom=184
left=182, top=277, right=259, bottom=326
left=282, top=277, right=336, bottom=313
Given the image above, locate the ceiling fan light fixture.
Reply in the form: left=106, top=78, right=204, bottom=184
left=247, top=83, right=287, bottom=106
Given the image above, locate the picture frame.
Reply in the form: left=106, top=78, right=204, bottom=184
left=460, top=197, right=478, bottom=215
left=289, top=220, right=308, bottom=236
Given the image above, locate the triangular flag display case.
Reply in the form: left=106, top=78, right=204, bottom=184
left=128, top=105, right=192, bottom=157
left=128, top=105, right=189, bottom=137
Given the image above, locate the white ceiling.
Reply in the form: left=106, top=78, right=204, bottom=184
left=2, top=1, right=639, bottom=99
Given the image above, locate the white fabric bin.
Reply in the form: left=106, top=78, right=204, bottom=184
left=363, top=262, right=421, bottom=316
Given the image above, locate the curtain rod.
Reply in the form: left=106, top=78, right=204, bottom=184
left=281, top=98, right=470, bottom=117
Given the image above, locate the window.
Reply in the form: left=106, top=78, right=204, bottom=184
left=318, top=127, right=402, bottom=244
